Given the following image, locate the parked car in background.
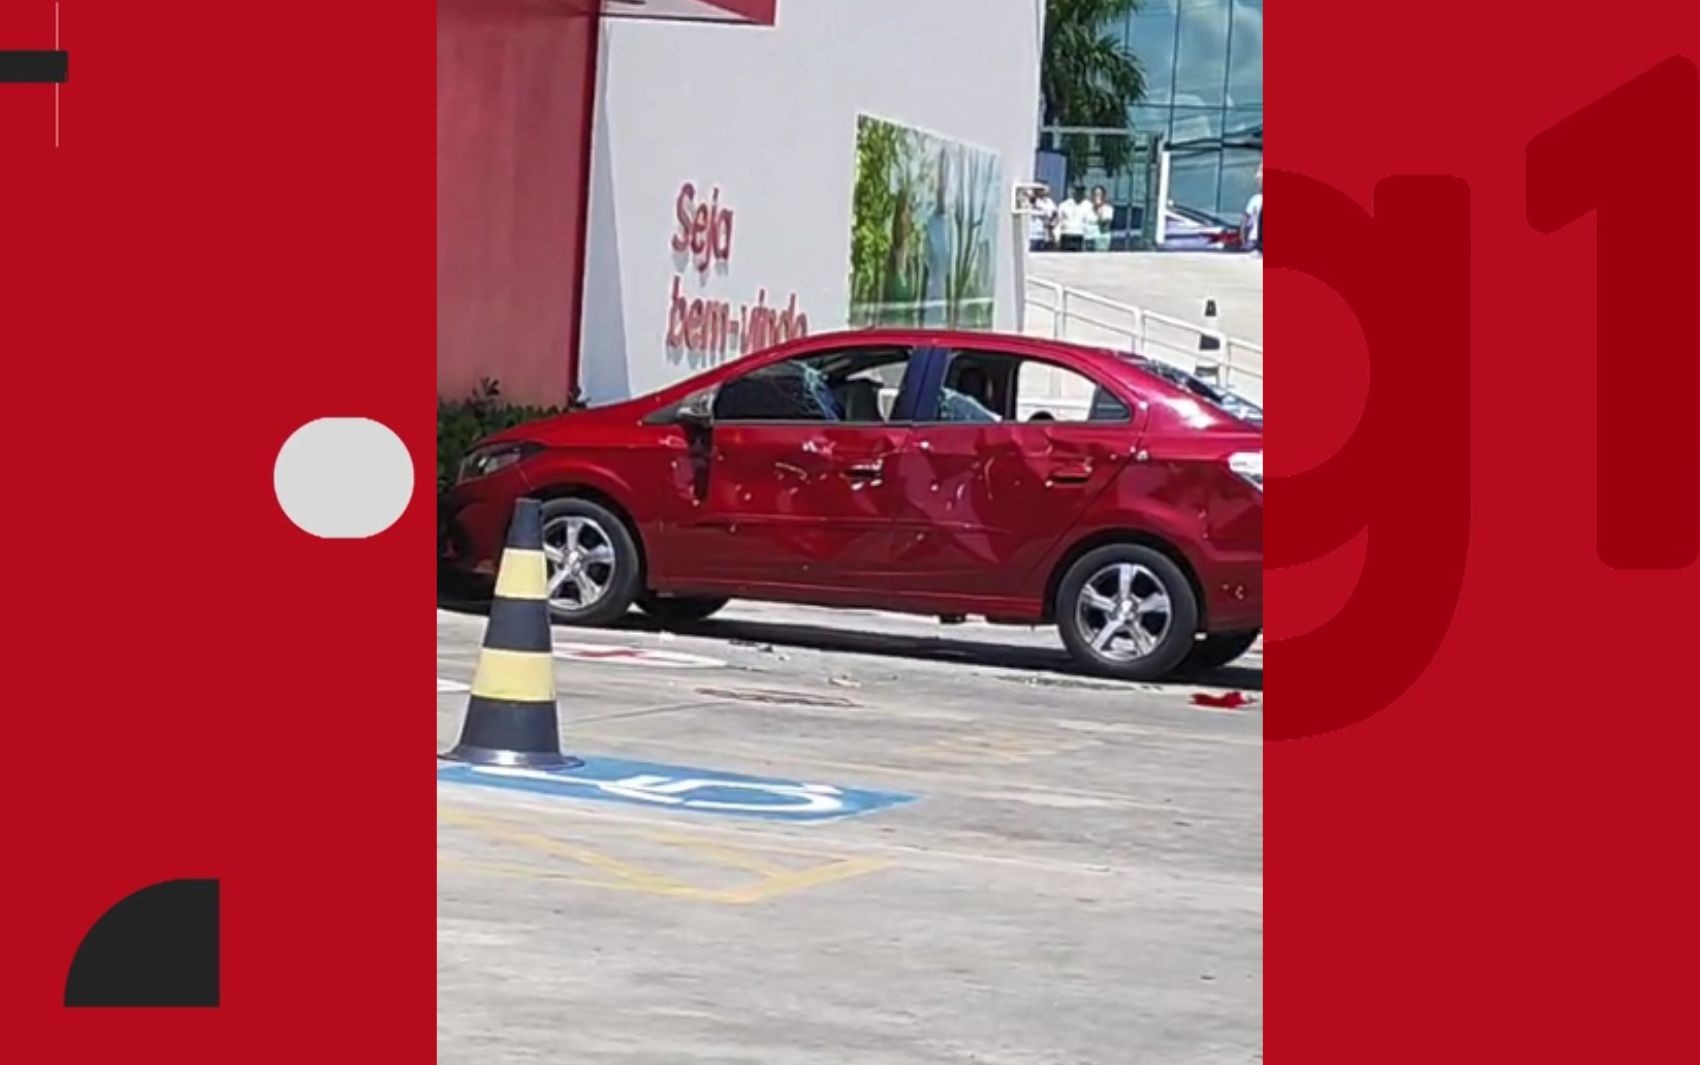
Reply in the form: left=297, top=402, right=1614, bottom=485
left=442, top=331, right=1263, bottom=681
left=1159, top=204, right=1243, bottom=252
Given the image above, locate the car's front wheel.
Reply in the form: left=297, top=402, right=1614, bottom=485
left=637, top=594, right=728, bottom=625
left=539, top=497, right=642, bottom=627
left=1057, top=544, right=1199, bottom=682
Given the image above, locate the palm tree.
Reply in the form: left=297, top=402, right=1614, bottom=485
left=1041, top=0, right=1147, bottom=178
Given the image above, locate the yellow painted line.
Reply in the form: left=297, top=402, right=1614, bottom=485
left=440, top=807, right=700, bottom=899
left=715, top=856, right=892, bottom=905
left=652, top=836, right=797, bottom=879
left=922, top=731, right=1104, bottom=766
left=469, top=648, right=555, bottom=702
left=438, top=857, right=693, bottom=898
left=438, top=806, right=892, bottom=904
left=492, top=548, right=549, bottom=600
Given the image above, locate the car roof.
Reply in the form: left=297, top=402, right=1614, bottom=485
left=623, top=329, right=1219, bottom=420
left=771, top=328, right=1205, bottom=399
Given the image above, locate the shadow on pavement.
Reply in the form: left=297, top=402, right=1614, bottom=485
left=438, top=593, right=1262, bottom=694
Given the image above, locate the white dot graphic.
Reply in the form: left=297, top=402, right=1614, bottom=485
left=274, top=418, right=414, bottom=538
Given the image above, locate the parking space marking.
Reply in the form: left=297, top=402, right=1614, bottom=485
left=558, top=730, right=1245, bottom=819
left=661, top=835, right=794, bottom=878
left=441, top=806, right=694, bottom=897
left=714, top=853, right=891, bottom=905
left=442, top=795, right=1257, bottom=894
left=438, top=804, right=890, bottom=904
left=917, top=729, right=1104, bottom=766
left=438, top=755, right=915, bottom=823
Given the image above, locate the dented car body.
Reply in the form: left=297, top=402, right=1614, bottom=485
left=442, top=330, right=1263, bottom=680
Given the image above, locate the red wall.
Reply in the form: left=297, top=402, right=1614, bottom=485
left=700, top=0, right=777, bottom=21
left=437, top=0, right=598, bottom=407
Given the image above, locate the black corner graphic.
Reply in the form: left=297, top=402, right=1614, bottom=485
left=65, top=878, right=220, bottom=1008
left=0, top=51, right=68, bottom=84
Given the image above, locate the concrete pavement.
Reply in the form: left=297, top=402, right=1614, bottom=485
left=438, top=602, right=1262, bottom=1064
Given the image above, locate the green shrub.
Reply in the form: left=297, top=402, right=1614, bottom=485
left=437, top=378, right=564, bottom=494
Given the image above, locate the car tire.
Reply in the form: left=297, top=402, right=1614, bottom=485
left=1056, top=544, right=1199, bottom=682
left=637, top=595, right=729, bottom=626
left=538, top=497, right=642, bottom=627
left=1178, top=629, right=1260, bottom=675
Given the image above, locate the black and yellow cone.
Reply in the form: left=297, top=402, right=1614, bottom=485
left=442, top=498, right=580, bottom=768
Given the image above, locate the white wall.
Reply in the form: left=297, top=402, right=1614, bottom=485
left=579, top=0, right=1046, bottom=404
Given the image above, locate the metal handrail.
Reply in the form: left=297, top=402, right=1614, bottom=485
left=1022, top=277, right=1262, bottom=395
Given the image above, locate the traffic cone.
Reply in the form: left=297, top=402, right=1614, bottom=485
left=1198, top=299, right=1222, bottom=352
left=441, top=498, right=580, bottom=768
left=1196, top=298, right=1223, bottom=383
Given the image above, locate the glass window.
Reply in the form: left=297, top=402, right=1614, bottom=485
left=1129, top=104, right=1173, bottom=141
left=1090, top=387, right=1134, bottom=422
left=1017, top=360, right=1130, bottom=423
left=1168, top=150, right=1223, bottom=216
left=1124, top=0, right=1179, bottom=106
left=1223, top=108, right=1261, bottom=142
left=714, top=347, right=912, bottom=424
left=1225, top=0, right=1262, bottom=109
left=932, top=351, right=1128, bottom=424
left=936, top=352, right=1013, bottom=424
left=1168, top=105, right=1225, bottom=146
left=1173, top=0, right=1231, bottom=108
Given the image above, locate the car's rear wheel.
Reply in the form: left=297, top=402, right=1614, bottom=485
left=1179, top=629, right=1261, bottom=675
left=539, top=498, right=641, bottom=627
left=1057, top=544, right=1199, bottom=682
left=637, top=594, right=728, bottom=625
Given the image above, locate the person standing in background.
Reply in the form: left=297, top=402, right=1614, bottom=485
left=1241, top=166, right=1263, bottom=254
left=1026, top=183, right=1057, bottom=251
left=1056, top=185, right=1091, bottom=252
left=1089, top=185, right=1115, bottom=252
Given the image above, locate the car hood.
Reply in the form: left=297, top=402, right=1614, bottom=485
left=481, top=398, right=650, bottom=448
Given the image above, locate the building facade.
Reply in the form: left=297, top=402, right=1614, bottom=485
left=438, top=0, right=1045, bottom=408
left=1039, top=0, right=1261, bottom=229
left=1123, top=0, right=1262, bottom=220
left=438, top=0, right=780, bottom=410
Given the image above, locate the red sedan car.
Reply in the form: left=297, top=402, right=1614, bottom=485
left=442, top=330, right=1262, bottom=680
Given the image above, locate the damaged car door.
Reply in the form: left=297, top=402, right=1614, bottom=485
left=671, top=343, right=922, bottom=590
left=888, top=346, right=1142, bottom=600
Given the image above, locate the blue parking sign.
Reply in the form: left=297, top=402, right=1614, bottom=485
left=436, top=755, right=915, bottom=823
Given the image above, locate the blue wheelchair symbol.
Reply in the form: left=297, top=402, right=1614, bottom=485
left=436, top=756, right=914, bottom=823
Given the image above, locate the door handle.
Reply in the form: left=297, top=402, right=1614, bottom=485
left=843, top=460, right=885, bottom=480
left=1049, top=464, right=1094, bottom=485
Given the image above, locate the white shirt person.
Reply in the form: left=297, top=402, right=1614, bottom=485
left=1055, top=187, right=1092, bottom=251
left=1026, top=185, right=1058, bottom=249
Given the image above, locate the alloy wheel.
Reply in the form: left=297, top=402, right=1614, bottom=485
left=1074, top=562, right=1173, bottom=663
left=541, top=514, right=618, bottom=615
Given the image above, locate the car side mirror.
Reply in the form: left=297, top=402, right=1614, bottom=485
left=675, top=387, right=716, bottom=430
